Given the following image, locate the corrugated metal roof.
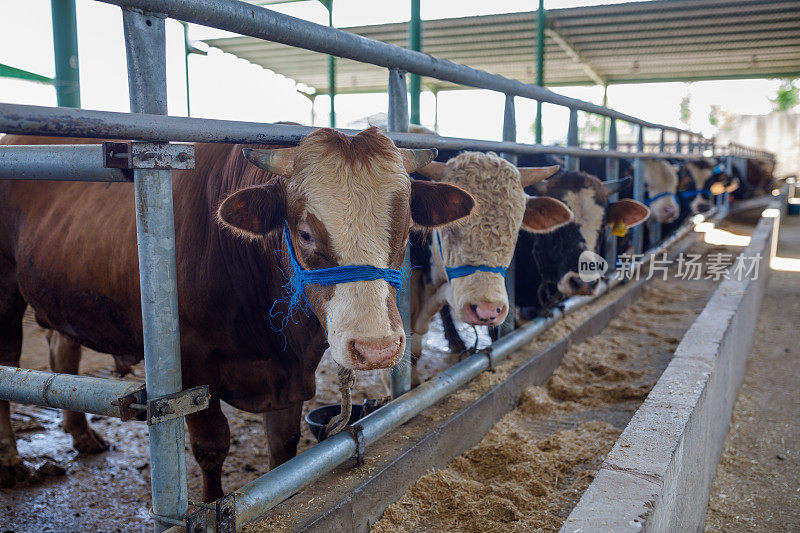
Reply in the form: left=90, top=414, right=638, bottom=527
left=205, top=0, right=800, bottom=94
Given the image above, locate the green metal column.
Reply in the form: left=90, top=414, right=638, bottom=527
left=51, top=0, right=81, bottom=108
left=409, top=0, right=421, bottom=125
left=534, top=0, right=545, bottom=143
left=322, top=0, right=336, bottom=127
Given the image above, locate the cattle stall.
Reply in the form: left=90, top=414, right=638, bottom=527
left=0, top=1, right=777, bottom=531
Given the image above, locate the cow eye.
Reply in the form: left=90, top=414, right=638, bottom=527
left=300, top=230, right=313, bottom=242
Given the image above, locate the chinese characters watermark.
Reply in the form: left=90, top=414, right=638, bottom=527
left=614, top=252, right=763, bottom=281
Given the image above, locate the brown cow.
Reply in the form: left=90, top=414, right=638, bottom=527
left=0, top=128, right=474, bottom=500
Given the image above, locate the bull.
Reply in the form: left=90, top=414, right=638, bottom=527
left=0, top=128, right=473, bottom=500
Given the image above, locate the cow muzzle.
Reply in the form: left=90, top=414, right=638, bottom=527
left=347, top=335, right=404, bottom=370
left=462, top=302, right=508, bottom=326
left=559, top=272, right=600, bottom=296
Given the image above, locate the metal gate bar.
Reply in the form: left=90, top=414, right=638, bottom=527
left=122, top=8, right=188, bottom=532
left=3, top=103, right=764, bottom=162
left=0, top=367, right=143, bottom=417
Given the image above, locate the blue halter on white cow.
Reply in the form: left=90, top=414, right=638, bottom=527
left=282, top=223, right=409, bottom=312
left=435, top=230, right=507, bottom=281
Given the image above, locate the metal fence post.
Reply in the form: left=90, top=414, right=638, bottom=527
left=121, top=9, right=188, bottom=532
left=564, top=108, right=579, bottom=172
left=500, top=94, right=516, bottom=337
left=604, top=118, right=618, bottom=272
left=632, top=125, right=645, bottom=254
left=675, top=131, right=682, bottom=154
left=650, top=128, right=663, bottom=244
left=387, top=68, right=411, bottom=398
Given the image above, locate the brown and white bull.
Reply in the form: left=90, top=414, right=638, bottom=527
left=406, top=152, right=572, bottom=384
left=0, top=128, right=473, bottom=500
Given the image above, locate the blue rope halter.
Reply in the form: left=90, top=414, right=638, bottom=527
left=435, top=231, right=507, bottom=281
left=644, top=191, right=680, bottom=206
left=281, top=224, right=408, bottom=312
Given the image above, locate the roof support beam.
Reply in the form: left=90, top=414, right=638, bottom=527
left=545, top=27, right=605, bottom=86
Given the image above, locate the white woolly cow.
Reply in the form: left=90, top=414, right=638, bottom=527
left=642, top=159, right=680, bottom=223
left=406, top=151, right=572, bottom=385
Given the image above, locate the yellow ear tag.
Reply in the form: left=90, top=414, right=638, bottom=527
left=611, top=220, right=628, bottom=237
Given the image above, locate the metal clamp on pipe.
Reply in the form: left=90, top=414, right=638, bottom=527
left=344, top=422, right=366, bottom=466
left=102, top=141, right=195, bottom=172
left=216, top=493, right=236, bottom=533
left=121, top=385, right=210, bottom=425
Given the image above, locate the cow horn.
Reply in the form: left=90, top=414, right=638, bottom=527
left=518, top=165, right=560, bottom=188
left=401, top=148, right=438, bottom=173
left=242, top=147, right=298, bottom=177
left=604, top=176, right=631, bottom=195
left=415, top=161, right=448, bottom=181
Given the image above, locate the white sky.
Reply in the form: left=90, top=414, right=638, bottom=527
left=0, top=0, right=784, bottom=145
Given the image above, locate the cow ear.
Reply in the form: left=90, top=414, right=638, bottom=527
left=709, top=181, right=725, bottom=195
left=242, top=147, right=297, bottom=177
left=410, top=180, right=474, bottom=229
left=518, top=165, right=560, bottom=188
left=217, top=179, right=286, bottom=238
left=415, top=161, right=448, bottom=181
left=607, top=199, right=649, bottom=228
left=521, top=196, right=573, bottom=233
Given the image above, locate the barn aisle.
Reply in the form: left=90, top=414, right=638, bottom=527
left=705, top=211, right=800, bottom=532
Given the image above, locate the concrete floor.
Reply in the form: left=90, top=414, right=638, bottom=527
left=705, top=210, right=800, bottom=532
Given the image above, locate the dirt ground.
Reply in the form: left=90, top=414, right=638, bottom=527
left=372, top=230, right=752, bottom=532
left=0, top=218, right=754, bottom=532
left=704, top=213, right=800, bottom=532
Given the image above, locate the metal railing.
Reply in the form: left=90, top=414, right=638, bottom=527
left=0, top=0, right=775, bottom=531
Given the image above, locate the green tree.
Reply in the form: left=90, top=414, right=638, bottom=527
left=771, top=79, right=799, bottom=111
left=680, top=94, right=691, bottom=126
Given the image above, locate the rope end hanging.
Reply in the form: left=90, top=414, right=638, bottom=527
left=323, top=365, right=357, bottom=439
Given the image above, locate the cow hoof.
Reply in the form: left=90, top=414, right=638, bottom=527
left=0, top=455, right=29, bottom=488
left=71, top=428, right=109, bottom=454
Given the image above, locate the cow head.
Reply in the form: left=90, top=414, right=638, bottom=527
left=642, top=159, right=680, bottom=223
left=217, top=127, right=474, bottom=370
left=529, top=172, right=649, bottom=298
left=417, top=152, right=571, bottom=326
left=685, top=159, right=738, bottom=212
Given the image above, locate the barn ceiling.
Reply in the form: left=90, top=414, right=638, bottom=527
left=204, top=0, right=800, bottom=94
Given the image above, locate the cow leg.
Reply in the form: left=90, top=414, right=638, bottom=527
left=186, top=396, right=230, bottom=503
left=0, top=287, right=30, bottom=487
left=46, top=330, right=108, bottom=454
left=439, top=306, right=467, bottom=354
left=263, top=401, right=303, bottom=469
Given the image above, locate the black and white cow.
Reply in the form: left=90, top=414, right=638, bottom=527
left=515, top=170, right=650, bottom=318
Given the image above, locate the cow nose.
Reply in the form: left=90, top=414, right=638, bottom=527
left=661, top=206, right=679, bottom=222
left=349, top=335, right=403, bottom=370
left=464, top=302, right=507, bottom=326
left=568, top=276, right=598, bottom=295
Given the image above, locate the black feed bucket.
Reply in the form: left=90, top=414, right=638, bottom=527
left=305, top=399, right=384, bottom=442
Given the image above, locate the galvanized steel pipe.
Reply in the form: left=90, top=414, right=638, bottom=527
left=0, top=366, right=142, bottom=418
left=122, top=8, right=188, bottom=531
left=0, top=103, right=718, bottom=161
left=0, top=144, right=130, bottom=181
